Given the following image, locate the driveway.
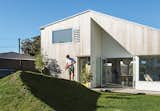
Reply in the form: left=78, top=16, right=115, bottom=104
left=0, top=69, right=15, bottom=78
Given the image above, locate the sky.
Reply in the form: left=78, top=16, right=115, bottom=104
left=0, top=0, right=160, bottom=53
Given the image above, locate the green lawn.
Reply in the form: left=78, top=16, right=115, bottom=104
left=0, top=71, right=160, bottom=111
left=97, top=92, right=160, bottom=111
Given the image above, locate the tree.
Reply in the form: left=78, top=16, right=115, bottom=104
left=21, top=39, right=33, bottom=55
left=32, top=36, right=40, bottom=55
left=21, top=35, right=40, bottom=56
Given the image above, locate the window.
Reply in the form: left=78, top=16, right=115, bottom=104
left=139, top=56, right=160, bottom=81
left=52, top=29, right=72, bottom=43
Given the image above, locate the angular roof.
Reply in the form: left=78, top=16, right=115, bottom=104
left=0, top=52, right=35, bottom=61
left=41, top=10, right=160, bottom=55
left=40, top=10, right=160, bottom=31
left=40, top=10, right=91, bottom=29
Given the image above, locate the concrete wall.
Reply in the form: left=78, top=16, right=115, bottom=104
left=91, top=20, right=102, bottom=87
left=41, top=12, right=91, bottom=80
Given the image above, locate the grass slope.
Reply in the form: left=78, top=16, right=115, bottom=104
left=0, top=71, right=53, bottom=111
left=0, top=71, right=100, bottom=111
left=0, top=71, right=160, bottom=111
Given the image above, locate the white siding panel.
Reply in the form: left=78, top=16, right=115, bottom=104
left=41, top=12, right=91, bottom=80
left=136, top=81, right=160, bottom=91
left=91, top=11, right=160, bottom=55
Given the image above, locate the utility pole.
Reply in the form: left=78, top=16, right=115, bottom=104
left=18, top=38, right=22, bottom=70
left=18, top=38, right=21, bottom=54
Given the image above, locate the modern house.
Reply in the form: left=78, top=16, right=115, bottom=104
left=41, top=10, right=160, bottom=91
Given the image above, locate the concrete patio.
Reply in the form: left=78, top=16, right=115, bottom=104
left=92, top=88, right=160, bottom=95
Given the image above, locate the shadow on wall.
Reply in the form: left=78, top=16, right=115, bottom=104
left=20, top=71, right=101, bottom=111
left=44, top=59, right=62, bottom=77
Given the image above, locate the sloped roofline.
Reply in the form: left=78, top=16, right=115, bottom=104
left=40, top=9, right=160, bottom=31
left=40, top=10, right=92, bottom=30
left=91, top=10, right=160, bottom=31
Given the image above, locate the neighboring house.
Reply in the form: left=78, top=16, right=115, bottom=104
left=0, top=52, right=36, bottom=71
left=40, top=10, right=160, bottom=91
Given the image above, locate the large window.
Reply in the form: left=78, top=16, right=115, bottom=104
left=139, top=56, right=160, bottom=81
left=52, top=29, right=72, bottom=43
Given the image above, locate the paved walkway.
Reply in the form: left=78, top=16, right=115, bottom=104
left=92, top=88, right=160, bottom=95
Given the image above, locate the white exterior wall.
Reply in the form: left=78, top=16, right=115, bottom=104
left=91, top=11, right=160, bottom=55
left=136, top=81, right=160, bottom=91
left=41, top=10, right=160, bottom=91
left=90, top=20, right=133, bottom=87
left=90, top=11, right=160, bottom=90
left=91, top=20, right=102, bottom=87
left=101, top=29, right=132, bottom=58
left=133, top=56, right=139, bottom=88
left=41, top=12, right=91, bottom=80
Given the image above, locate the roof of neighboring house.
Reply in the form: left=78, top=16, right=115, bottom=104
left=40, top=10, right=160, bottom=31
left=0, top=52, right=35, bottom=61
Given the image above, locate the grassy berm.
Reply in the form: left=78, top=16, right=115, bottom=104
left=0, top=71, right=160, bottom=111
left=0, top=71, right=100, bottom=111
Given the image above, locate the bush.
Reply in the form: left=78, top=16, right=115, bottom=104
left=80, top=66, right=92, bottom=84
left=35, top=54, right=45, bottom=73
left=45, top=59, right=61, bottom=77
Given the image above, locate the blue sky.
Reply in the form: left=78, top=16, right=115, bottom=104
left=0, top=0, right=160, bottom=52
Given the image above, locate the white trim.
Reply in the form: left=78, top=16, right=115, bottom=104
left=133, top=56, right=139, bottom=88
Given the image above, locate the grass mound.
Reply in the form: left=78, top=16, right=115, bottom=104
left=0, top=71, right=53, bottom=111
left=1, top=71, right=160, bottom=111
left=0, top=71, right=100, bottom=111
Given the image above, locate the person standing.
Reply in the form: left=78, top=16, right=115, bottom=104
left=65, top=55, right=76, bottom=80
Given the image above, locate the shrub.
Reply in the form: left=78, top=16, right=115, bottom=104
left=35, top=54, right=45, bottom=73
left=45, top=59, right=61, bottom=77
left=80, top=66, right=92, bottom=84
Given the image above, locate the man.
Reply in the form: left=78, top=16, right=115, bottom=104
left=65, top=54, right=76, bottom=80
